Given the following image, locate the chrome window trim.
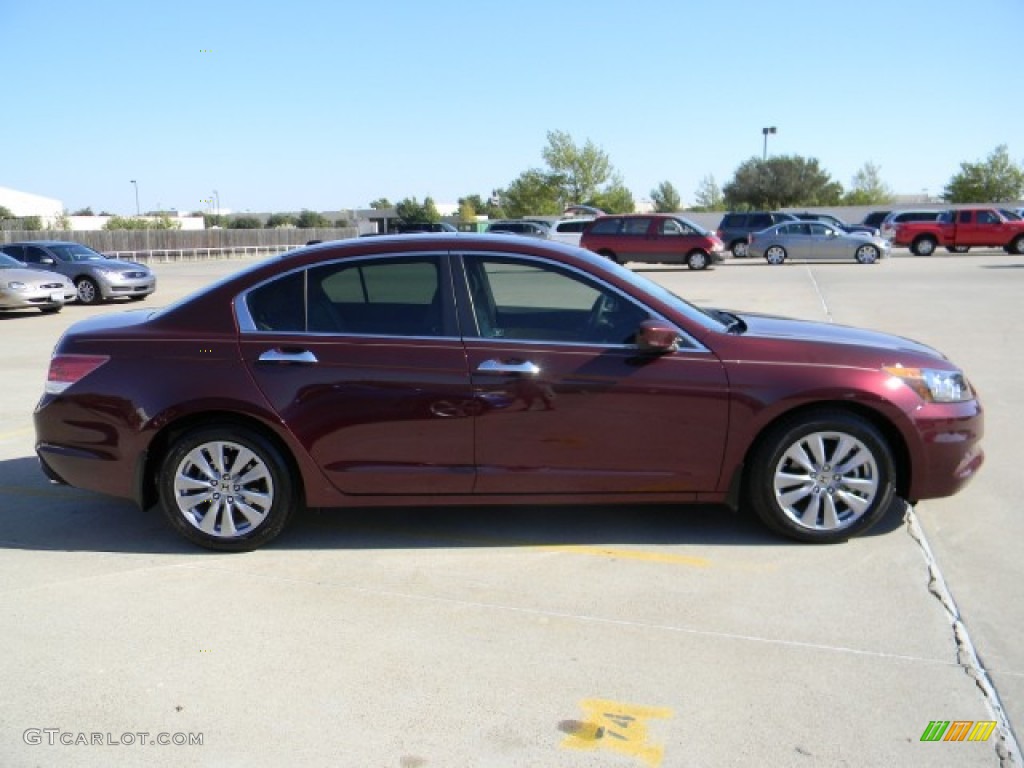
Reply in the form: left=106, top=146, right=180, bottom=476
left=456, top=250, right=710, bottom=354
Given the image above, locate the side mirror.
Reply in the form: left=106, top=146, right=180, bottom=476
left=636, top=320, right=680, bottom=354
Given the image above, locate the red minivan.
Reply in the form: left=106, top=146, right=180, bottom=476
left=580, top=214, right=725, bottom=270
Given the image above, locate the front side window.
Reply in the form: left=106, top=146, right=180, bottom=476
left=464, top=256, right=650, bottom=345
left=977, top=211, right=999, bottom=224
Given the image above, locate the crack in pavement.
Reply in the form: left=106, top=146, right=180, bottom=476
left=906, top=505, right=1021, bottom=767
left=805, top=265, right=834, bottom=323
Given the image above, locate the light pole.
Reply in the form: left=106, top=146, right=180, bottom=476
left=213, top=190, right=220, bottom=219
left=762, top=126, right=777, bottom=162
left=130, top=180, right=140, bottom=215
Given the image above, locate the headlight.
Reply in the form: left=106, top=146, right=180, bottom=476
left=884, top=365, right=973, bottom=403
left=6, top=281, right=28, bottom=291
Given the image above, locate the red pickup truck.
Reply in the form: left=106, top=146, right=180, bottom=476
left=894, top=208, right=1024, bottom=256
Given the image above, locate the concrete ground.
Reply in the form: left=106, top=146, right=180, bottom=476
left=0, top=248, right=1019, bottom=767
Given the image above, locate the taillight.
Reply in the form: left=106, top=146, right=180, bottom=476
left=45, top=354, right=109, bottom=395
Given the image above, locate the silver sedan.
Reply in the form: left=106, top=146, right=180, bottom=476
left=748, top=221, right=891, bottom=265
left=0, top=253, right=76, bottom=313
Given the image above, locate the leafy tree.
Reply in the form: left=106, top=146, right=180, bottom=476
left=650, top=181, right=682, bottom=212
left=369, top=198, right=392, bottom=210
left=203, top=214, right=227, bottom=228
left=542, top=129, right=613, bottom=205
left=395, top=197, right=440, bottom=226
left=266, top=213, right=297, bottom=228
left=105, top=215, right=181, bottom=230
left=842, top=162, right=894, bottom=205
left=458, top=198, right=477, bottom=222
left=295, top=210, right=330, bottom=228
left=228, top=216, right=262, bottom=229
left=943, top=145, right=1024, bottom=203
left=589, top=176, right=635, bottom=213
left=72, top=207, right=95, bottom=216
left=498, top=170, right=563, bottom=219
left=724, top=155, right=843, bottom=210
left=691, top=175, right=725, bottom=211
left=0, top=205, right=13, bottom=219
left=22, top=216, right=43, bottom=230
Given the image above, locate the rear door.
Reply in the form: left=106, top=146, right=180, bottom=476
left=238, top=252, right=476, bottom=496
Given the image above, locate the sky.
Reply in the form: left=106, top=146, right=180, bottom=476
left=2, top=0, right=1022, bottom=216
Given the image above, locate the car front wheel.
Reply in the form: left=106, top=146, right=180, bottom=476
left=855, top=244, right=879, bottom=264
left=747, top=411, right=896, bottom=543
left=731, top=241, right=749, bottom=258
left=686, top=250, right=710, bottom=270
left=765, top=245, right=787, bottom=265
left=75, top=277, right=101, bottom=304
left=157, top=426, right=298, bottom=551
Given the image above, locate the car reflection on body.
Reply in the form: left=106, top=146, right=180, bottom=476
left=748, top=221, right=891, bottom=264
left=35, top=234, right=982, bottom=550
left=0, top=252, right=76, bottom=313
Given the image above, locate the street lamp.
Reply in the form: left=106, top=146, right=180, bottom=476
left=212, top=190, right=220, bottom=218
left=762, top=126, right=777, bottom=161
left=130, top=180, right=140, bottom=215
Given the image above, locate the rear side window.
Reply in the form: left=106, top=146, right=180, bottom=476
left=555, top=220, right=589, bottom=234
left=622, top=218, right=650, bottom=235
left=589, top=218, right=622, bottom=235
left=720, top=214, right=745, bottom=228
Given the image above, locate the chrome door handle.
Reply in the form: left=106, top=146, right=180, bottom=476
left=475, top=359, right=540, bottom=375
left=258, top=348, right=319, bottom=364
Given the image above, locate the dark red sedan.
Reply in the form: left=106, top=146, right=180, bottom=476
left=34, top=235, right=984, bottom=550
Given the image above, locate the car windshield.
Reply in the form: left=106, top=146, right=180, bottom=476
left=47, top=243, right=105, bottom=262
left=676, top=217, right=711, bottom=236
left=0, top=253, right=25, bottom=269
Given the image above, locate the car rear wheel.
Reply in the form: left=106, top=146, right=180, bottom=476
left=747, top=411, right=896, bottom=543
left=598, top=250, right=622, bottom=265
left=911, top=237, right=937, bottom=257
left=1012, top=235, right=1024, bottom=255
left=765, top=246, right=787, bottom=265
left=158, top=426, right=298, bottom=551
left=75, top=277, right=101, bottom=304
left=731, top=241, right=749, bottom=258
left=686, top=250, right=710, bottom=270
left=855, top=244, right=879, bottom=264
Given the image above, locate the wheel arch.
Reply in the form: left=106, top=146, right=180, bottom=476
left=137, top=410, right=307, bottom=511
left=726, top=400, right=912, bottom=508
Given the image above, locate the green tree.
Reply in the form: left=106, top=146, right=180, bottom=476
left=650, top=181, right=682, bottom=212
left=395, top=197, right=439, bottom=226
left=369, top=198, right=392, bottom=210
left=22, top=216, right=43, bottom=230
left=542, top=129, right=614, bottom=205
left=266, top=213, right=297, bottom=228
left=72, top=207, right=95, bottom=216
left=498, top=170, right=564, bottom=219
left=943, top=145, right=1024, bottom=203
left=295, top=210, right=330, bottom=228
left=423, top=197, right=441, bottom=223
left=691, top=175, right=725, bottom=211
left=0, top=205, right=13, bottom=219
left=589, top=176, right=635, bottom=213
left=203, top=214, right=227, bottom=228
left=842, top=162, right=894, bottom=205
left=724, top=155, right=843, bottom=210
left=228, top=216, right=262, bottom=229
left=458, top=198, right=477, bottom=222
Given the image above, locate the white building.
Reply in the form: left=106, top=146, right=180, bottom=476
left=0, top=185, right=63, bottom=219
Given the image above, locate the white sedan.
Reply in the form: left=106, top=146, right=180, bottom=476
left=0, top=253, right=76, bottom=313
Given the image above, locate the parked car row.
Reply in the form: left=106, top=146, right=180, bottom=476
left=0, top=241, right=157, bottom=314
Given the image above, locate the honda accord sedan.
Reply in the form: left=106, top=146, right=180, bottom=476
left=34, top=234, right=984, bottom=550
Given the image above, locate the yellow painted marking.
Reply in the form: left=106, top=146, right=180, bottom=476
left=561, top=698, right=673, bottom=767
left=536, top=543, right=709, bottom=568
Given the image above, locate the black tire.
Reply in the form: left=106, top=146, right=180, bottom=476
left=731, top=241, right=749, bottom=258
left=764, top=245, right=787, bottom=265
left=75, top=276, right=102, bottom=304
left=911, top=237, right=937, bottom=257
left=1012, top=235, right=1024, bottom=255
left=128, top=295, right=147, bottom=302
left=686, top=250, right=710, bottom=270
left=39, top=305, right=62, bottom=314
left=946, top=246, right=970, bottom=254
left=598, top=249, right=622, bottom=265
left=854, top=244, right=879, bottom=264
left=157, top=425, right=299, bottom=551
left=746, top=410, right=896, bottom=543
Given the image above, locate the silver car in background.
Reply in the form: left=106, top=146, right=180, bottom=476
left=0, top=252, right=76, bottom=313
left=748, top=221, right=890, bottom=265
left=0, top=240, right=156, bottom=305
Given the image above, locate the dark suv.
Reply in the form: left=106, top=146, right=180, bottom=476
left=716, top=212, right=799, bottom=257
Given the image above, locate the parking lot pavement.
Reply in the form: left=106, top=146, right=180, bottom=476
left=0, top=252, right=1019, bottom=767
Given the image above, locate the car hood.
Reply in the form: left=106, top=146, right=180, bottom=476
left=84, top=258, right=150, bottom=271
left=731, top=311, right=944, bottom=359
left=1, top=268, right=73, bottom=286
